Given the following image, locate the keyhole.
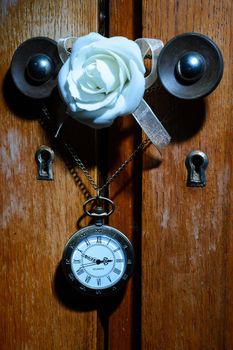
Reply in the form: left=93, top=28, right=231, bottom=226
left=185, top=150, right=208, bottom=187
left=35, top=146, right=54, bottom=180
left=191, top=154, right=204, bottom=173
left=39, top=150, right=51, bottom=174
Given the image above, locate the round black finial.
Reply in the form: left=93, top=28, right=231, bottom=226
left=26, top=54, right=54, bottom=83
left=157, top=33, right=224, bottom=99
left=175, top=51, right=205, bottom=84
left=11, top=37, right=62, bottom=99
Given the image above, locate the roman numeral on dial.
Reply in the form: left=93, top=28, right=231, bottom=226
left=73, top=259, right=81, bottom=264
left=107, top=275, right=112, bottom=282
left=85, top=238, right=91, bottom=246
left=96, top=236, right=102, bottom=244
left=76, top=267, right=85, bottom=276
left=85, top=275, right=91, bottom=283
left=113, top=247, right=121, bottom=253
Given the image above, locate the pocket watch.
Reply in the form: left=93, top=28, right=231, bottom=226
left=62, top=196, right=134, bottom=297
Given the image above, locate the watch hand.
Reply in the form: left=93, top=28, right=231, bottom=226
left=96, top=258, right=113, bottom=265
left=81, top=253, right=97, bottom=263
left=81, top=262, right=99, bottom=267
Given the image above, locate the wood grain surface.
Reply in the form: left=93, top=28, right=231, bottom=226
left=141, top=1, right=233, bottom=349
left=0, top=1, right=99, bottom=349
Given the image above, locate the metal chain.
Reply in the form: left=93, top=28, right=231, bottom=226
left=64, top=138, right=150, bottom=194
left=98, top=137, right=150, bottom=193
left=41, top=105, right=151, bottom=195
left=63, top=142, right=100, bottom=191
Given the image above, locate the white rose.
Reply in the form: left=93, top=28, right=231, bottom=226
left=58, top=32, right=145, bottom=129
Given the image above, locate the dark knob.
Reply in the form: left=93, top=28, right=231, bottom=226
left=26, top=54, right=55, bottom=84
left=175, top=51, right=205, bottom=84
left=157, top=32, right=224, bottom=99
left=10, top=37, right=62, bottom=99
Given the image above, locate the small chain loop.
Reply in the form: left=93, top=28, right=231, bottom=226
left=83, top=196, right=115, bottom=217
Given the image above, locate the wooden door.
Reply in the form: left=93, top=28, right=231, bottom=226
left=108, top=1, right=232, bottom=349
left=0, top=1, right=232, bottom=349
left=0, top=1, right=101, bottom=349
left=141, top=2, right=232, bottom=349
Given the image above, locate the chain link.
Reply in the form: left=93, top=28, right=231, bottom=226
left=63, top=142, right=99, bottom=191
left=41, top=105, right=151, bottom=194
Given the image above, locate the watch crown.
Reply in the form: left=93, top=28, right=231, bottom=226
left=94, top=205, right=105, bottom=215
left=94, top=206, right=106, bottom=226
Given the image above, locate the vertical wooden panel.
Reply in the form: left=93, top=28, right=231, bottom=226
left=107, top=1, right=142, bottom=349
left=141, top=1, right=232, bottom=349
left=0, top=1, right=99, bottom=349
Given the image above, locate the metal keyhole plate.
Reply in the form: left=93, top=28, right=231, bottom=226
left=185, top=150, right=208, bottom=187
left=35, top=145, right=54, bottom=180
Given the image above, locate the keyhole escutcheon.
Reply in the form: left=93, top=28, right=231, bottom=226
left=185, top=150, right=208, bottom=187
left=35, top=145, right=54, bottom=180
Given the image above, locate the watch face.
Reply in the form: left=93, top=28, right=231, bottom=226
left=62, top=224, right=134, bottom=296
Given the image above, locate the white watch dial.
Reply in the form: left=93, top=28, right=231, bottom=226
left=71, top=234, right=126, bottom=289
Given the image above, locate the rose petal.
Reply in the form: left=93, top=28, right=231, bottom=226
left=118, top=59, right=145, bottom=115
left=58, top=59, right=73, bottom=105
left=76, top=90, right=119, bottom=111
left=107, top=50, right=130, bottom=91
left=70, top=32, right=104, bottom=66
left=73, top=76, right=106, bottom=102
left=79, top=77, right=105, bottom=95
left=92, top=36, right=145, bottom=74
left=95, top=58, right=119, bottom=92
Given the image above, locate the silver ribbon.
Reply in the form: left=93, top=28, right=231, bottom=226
left=135, top=38, right=163, bottom=89
left=132, top=99, right=170, bottom=149
left=57, top=36, right=171, bottom=148
left=57, top=37, right=77, bottom=63
left=134, top=38, right=171, bottom=148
